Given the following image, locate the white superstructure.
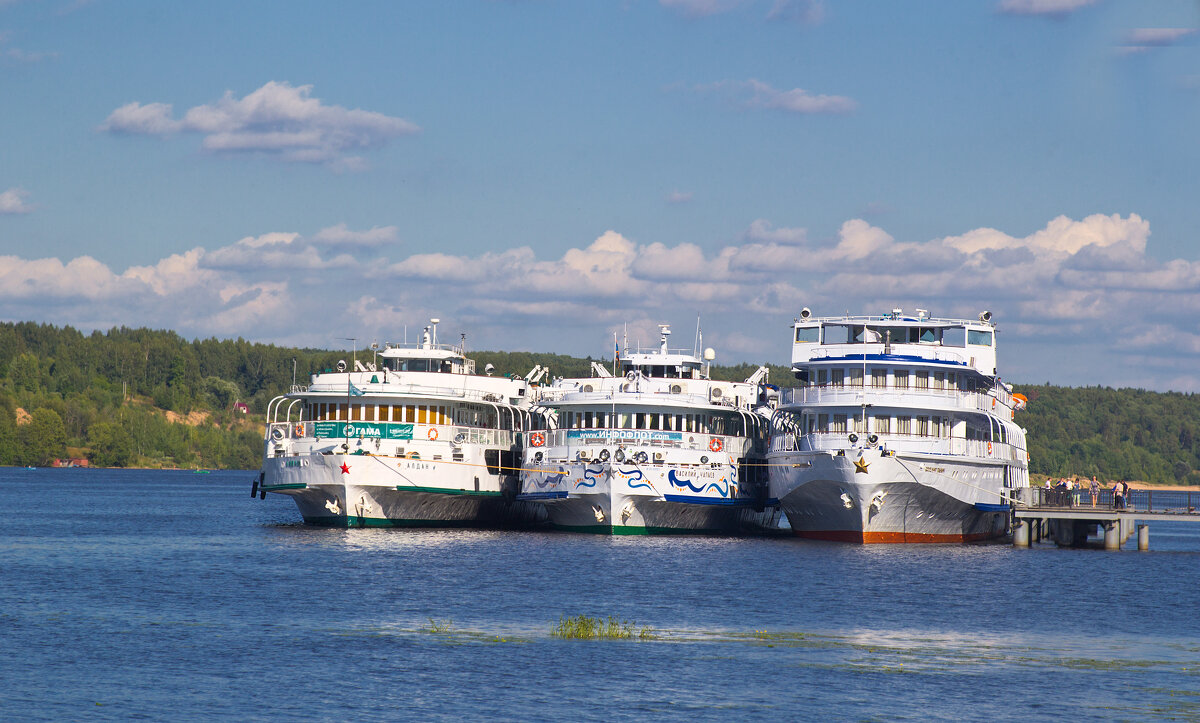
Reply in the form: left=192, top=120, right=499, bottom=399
left=257, top=319, right=545, bottom=527
left=766, top=308, right=1029, bottom=542
left=519, top=325, right=780, bottom=534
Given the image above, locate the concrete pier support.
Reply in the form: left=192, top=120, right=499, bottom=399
left=1103, top=522, right=1120, bottom=551
left=1137, top=524, right=1149, bottom=551
left=1013, top=520, right=1030, bottom=548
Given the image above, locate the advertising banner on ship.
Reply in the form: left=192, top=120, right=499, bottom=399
left=313, top=422, right=415, bottom=440
left=566, top=429, right=682, bottom=443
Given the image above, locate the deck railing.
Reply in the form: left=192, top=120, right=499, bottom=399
left=1022, top=486, right=1200, bottom=515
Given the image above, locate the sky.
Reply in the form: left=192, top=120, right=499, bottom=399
left=2, top=0, right=1199, bottom=391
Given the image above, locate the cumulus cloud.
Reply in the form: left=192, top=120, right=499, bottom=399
left=697, top=79, right=857, bottom=115
left=997, top=0, right=1096, bottom=16
left=0, top=187, right=34, bottom=214
left=101, top=81, right=419, bottom=169
left=7, top=213, right=1200, bottom=390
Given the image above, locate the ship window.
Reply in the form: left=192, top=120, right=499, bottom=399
left=871, top=369, right=887, bottom=388
left=968, top=330, right=993, bottom=346
left=818, top=414, right=829, bottom=432
left=874, top=416, right=890, bottom=434
left=933, top=372, right=945, bottom=390
left=337, top=403, right=348, bottom=421
left=584, top=412, right=594, bottom=428
left=849, top=368, right=864, bottom=388
left=894, top=371, right=909, bottom=389
left=852, top=416, right=865, bottom=434
left=816, top=369, right=828, bottom=387
left=942, top=327, right=966, bottom=347
left=351, top=404, right=362, bottom=421
left=648, top=414, right=659, bottom=430
left=897, top=416, right=911, bottom=435
left=364, top=405, right=375, bottom=422
left=795, top=326, right=819, bottom=343
left=915, top=371, right=929, bottom=389
left=920, top=328, right=938, bottom=343
left=832, top=414, right=847, bottom=433
left=823, top=324, right=851, bottom=344
left=405, top=405, right=415, bottom=423
left=831, top=368, right=844, bottom=388
left=418, top=406, right=428, bottom=424
left=916, top=416, right=929, bottom=436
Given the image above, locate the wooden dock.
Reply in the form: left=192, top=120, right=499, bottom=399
left=1012, top=487, right=1199, bottom=550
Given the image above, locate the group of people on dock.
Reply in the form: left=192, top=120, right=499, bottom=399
left=1042, top=475, right=1131, bottom=509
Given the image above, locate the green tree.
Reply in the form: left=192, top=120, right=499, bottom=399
left=88, top=421, right=134, bottom=467
left=18, top=408, right=67, bottom=466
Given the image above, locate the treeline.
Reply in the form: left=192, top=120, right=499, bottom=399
left=3, top=320, right=1198, bottom=483
left=0, top=322, right=343, bottom=469
left=1015, top=384, right=1200, bottom=485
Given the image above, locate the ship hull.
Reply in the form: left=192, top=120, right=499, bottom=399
left=770, top=449, right=1009, bottom=543
left=261, top=453, right=543, bottom=528
left=520, top=461, right=778, bottom=535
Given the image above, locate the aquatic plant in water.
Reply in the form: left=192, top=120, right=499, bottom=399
left=551, top=614, right=655, bottom=640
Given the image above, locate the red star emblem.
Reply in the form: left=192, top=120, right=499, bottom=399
left=340, top=462, right=351, bottom=474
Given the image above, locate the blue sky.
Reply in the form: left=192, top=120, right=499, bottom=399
left=2, top=0, right=1199, bottom=390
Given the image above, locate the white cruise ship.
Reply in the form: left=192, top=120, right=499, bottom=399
left=518, top=325, right=780, bottom=534
left=766, top=308, right=1029, bottom=543
left=255, top=319, right=546, bottom=527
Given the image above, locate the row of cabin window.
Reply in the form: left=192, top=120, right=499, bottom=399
left=305, top=402, right=498, bottom=428
left=560, top=410, right=745, bottom=436
left=800, top=413, right=951, bottom=437
left=802, top=368, right=981, bottom=392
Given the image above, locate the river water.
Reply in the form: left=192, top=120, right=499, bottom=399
left=2, top=468, right=1198, bottom=720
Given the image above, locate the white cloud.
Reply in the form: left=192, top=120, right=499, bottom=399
left=0, top=187, right=34, bottom=214
left=698, top=79, right=857, bottom=115
left=666, top=190, right=693, bottom=204
left=997, top=0, right=1096, bottom=16
left=1126, top=28, right=1197, bottom=46
left=1118, top=28, right=1197, bottom=54
left=6, top=213, right=1200, bottom=390
left=101, top=81, right=419, bottom=169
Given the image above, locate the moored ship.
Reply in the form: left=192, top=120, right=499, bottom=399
left=519, top=325, right=779, bottom=534
left=766, top=308, right=1029, bottom=543
left=256, top=319, right=545, bottom=527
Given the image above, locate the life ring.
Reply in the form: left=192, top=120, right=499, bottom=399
left=428, top=428, right=438, bottom=441
left=530, top=432, right=546, bottom=447
left=709, top=437, right=723, bottom=453
left=991, top=398, right=996, bottom=409
left=987, top=441, right=992, bottom=455
left=294, top=423, right=304, bottom=437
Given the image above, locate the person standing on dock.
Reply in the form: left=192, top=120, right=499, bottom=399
left=1113, top=480, right=1126, bottom=510
left=1089, top=476, right=1099, bottom=508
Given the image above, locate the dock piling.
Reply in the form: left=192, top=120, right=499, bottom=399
left=1013, top=520, right=1030, bottom=548
left=1137, top=524, right=1149, bottom=551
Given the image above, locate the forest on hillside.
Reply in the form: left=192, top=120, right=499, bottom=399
left=1, top=320, right=1197, bottom=484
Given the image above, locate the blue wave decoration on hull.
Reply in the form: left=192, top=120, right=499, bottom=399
left=576, top=465, right=604, bottom=489
left=614, top=467, right=652, bottom=490
left=668, top=469, right=729, bottom=497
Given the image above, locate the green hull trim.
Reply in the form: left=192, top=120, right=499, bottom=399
left=262, top=483, right=308, bottom=491
left=396, top=486, right=503, bottom=497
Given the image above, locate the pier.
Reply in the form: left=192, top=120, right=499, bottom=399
left=1012, top=487, right=1200, bottom=550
